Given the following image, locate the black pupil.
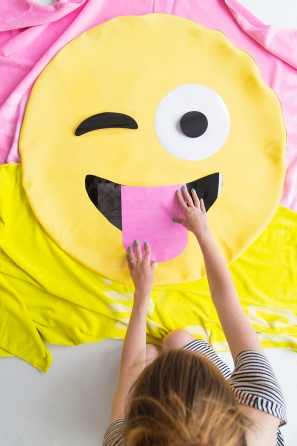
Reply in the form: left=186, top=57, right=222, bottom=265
left=180, top=111, right=208, bottom=138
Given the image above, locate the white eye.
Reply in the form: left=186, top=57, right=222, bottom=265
left=154, top=84, right=230, bottom=161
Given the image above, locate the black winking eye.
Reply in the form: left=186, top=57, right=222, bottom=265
left=75, top=112, right=138, bottom=136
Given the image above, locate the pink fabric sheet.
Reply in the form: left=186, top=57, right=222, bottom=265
left=0, top=0, right=297, bottom=210
left=121, top=185, right=187, bottom=262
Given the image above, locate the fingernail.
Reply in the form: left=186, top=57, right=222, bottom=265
left=191, top=188, right=195, bottom=193
left=144, top=242, right=149, bottom=247
left=177, top=189, right=180, bottom=194
left=200, top=198, right=203, bottom=202
left=172, top=218, right=177, bottom=223
left=134, top=239, right=139, bottom=244
left=128, top=245, right=132, bottom=250
left=154, top=262, right=157, bottom=266
left=183, top=185, right=187, bottom=190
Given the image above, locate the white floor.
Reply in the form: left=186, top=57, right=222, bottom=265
left=0, top=342, right=297, bottom=445
left=1, top=1, right=297, bottom=445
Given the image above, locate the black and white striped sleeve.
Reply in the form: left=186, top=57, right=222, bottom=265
left=183, top=339, right=232, bottom=379
left=102, top=417, right=125, bottom=446
left=228, top=351, right=287, bottom=425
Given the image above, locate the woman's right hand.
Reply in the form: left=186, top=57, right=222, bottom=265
left=173, top=186, right=210, bottom=241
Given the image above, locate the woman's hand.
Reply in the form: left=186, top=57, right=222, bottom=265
left=127, top=240, right=156, bottom=303
left=174, top=186, right=210, bottom=241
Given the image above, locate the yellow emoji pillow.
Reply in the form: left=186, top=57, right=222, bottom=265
left=19, top=13, right=286, bottom=285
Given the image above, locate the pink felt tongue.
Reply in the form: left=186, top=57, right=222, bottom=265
left=121, top=185, right=188, bottom=262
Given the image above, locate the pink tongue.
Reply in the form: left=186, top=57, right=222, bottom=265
left=121, top=185, right=188, bottom=262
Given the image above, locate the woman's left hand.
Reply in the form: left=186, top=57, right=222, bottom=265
left=127, top=240, right=156, bottom=302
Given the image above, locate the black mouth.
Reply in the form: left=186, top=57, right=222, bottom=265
left=85, top=173, right=223, bottom=231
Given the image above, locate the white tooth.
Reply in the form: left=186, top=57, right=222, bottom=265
left=218, top=172, right=223, bottom=196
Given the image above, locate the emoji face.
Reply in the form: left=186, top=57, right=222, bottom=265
left=19, top=14, right=286, bottom=285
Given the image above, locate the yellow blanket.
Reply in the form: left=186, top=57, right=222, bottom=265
left=0, top=163, right=296, bottom=372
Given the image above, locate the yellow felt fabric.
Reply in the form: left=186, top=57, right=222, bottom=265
left=19, top=14, right=286, bottom=285
left=0, top=164, right=296, bottom=372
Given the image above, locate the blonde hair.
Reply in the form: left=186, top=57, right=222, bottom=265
left=123, top=349, right=247, bottom=446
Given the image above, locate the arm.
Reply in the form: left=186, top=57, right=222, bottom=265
left=175, top=187, right=282, bottom=442
left=109, top=241, right=156, bottom=423
left=200, top=235, right=282, bottom=441
left=201, top=230, right=282, bottom=442
left=197, top=228, right=264, bottom=360
left=239, top=404, right=281, bottom=446
left=174, top=187, right=264, bottom=361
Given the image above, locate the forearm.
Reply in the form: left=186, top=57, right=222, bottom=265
left=109, top=295, right=149, bottom=423
left=109, top=242, right=155, bottom=423
left=197, top=229, right=238, bottom=300
left=196, top=230, right=264, bottom=359
left=120, top=292, right=149, bottom=376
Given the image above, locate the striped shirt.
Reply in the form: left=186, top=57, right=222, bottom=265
left=103, top=340, right=286, bottom=446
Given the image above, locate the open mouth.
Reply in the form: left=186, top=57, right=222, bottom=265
left=85, top=173, right=222, bottom=261
left=85, top=172, right=223, bottom=230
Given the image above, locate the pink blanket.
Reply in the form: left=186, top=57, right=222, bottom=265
left=1, top=0, right=297, bottom=210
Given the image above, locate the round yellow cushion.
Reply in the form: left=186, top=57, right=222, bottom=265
left=19, top=13, right=286, bottom=285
